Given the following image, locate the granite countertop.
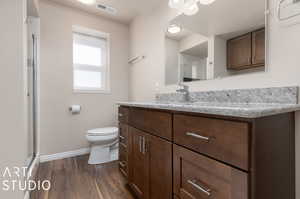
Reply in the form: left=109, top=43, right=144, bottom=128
left=117, top=101, right=300, bottom=118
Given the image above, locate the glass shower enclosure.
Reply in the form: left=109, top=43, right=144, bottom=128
left=26, top=17, right=39, bottom=169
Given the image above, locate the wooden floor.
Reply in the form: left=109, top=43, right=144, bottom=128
left=31, top=155, right=135, bottom=199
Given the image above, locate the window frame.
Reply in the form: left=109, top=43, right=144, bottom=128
left=72, top=25, right=111, bottom=94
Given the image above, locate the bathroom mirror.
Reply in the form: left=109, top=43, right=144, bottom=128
left=165, top=0, right=267, bottom=85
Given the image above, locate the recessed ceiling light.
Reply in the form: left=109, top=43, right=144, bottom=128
left=167, top=25, right=182, bottom=34
left=77, top=0, right=96, bottom=5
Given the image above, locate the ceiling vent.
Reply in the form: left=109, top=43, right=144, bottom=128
left=96, top=4, right=117, bottom=15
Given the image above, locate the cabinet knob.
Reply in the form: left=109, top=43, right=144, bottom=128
left=119, top=113, right=123, bottom=117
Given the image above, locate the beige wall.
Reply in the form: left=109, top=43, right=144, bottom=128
left=129, top=5, right=179, bottom=100
left=0, top=0, right=27, bottom=198
left=39, top=0, right=129, bottom=155
left=129, top=1, right=300, bottom=198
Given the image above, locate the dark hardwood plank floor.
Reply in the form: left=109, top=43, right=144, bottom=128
left=31, top=155, right=135, bottom=199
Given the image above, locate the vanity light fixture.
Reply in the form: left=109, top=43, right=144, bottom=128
left=199, top=0, right=216, bottom=5
left=168, top=0, right=216, bottom=16
left=167, top=24, right=182, bottom=34
left=77, top=0, right=96, bottom=5
left=183, top=1, right=199, bottom=16
left=169, top=0, right=185, bottom=9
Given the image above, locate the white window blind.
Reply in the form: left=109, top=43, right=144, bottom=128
left=72, top=27, right=110, bottom=93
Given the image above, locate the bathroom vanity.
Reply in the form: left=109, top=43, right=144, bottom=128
left=117, top=87, right=298, bottom=199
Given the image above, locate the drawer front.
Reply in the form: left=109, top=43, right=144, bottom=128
left=119, top=123, right=129, bottom=148
left=119, top=106, right=129, bottom=124
left=174, top=114, right=249, bottom=170
left=129, top=108, right=172, bottom=141
left=174, top=144, right=248, bottom=199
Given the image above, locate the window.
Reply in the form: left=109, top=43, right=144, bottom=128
left=72, top=26, right=110, bottom=93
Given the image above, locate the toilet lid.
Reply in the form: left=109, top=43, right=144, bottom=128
left=87, top=127, right=118, bottom=136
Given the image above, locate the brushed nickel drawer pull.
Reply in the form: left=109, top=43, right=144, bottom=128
left=186, top=132, right=210, bottom=142
left=187, top=180, right=211, bottom=196
left=119, top=161, right=126, bottom=168
left=120, top=142, right=127, bottom=148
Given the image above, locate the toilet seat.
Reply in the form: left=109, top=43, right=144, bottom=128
left=87, top=127, right=118, bottom=136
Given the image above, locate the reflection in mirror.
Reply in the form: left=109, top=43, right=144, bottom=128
left=165, top=0, right=266, bottom=85
left=165, top=28, right=209, bottom=85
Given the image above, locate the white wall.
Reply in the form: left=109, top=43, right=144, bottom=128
left=39, top=0, right=129, bottom=155
left=0, top=0, right=27, bottom=198
left=129, top=1, right=300, bottom=198
left=212, top=35, right=227, bottom=78
left=129, top=4, right=179, bottom=100
left=165, top=37, right=180, bottom=85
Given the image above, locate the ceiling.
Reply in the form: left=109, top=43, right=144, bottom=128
left=182, top=41, right=208, bottom=58
left=47, top=0, right=165, bottom=24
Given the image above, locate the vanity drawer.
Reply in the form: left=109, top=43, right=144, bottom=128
left=174, top=144, right=248, bottom=199
left=174, top=114, right=249, bottom=170
left=129, top=108, right=172, bottom=141
left=119, top=123, right=129, bottom=147
left=119, top=106, right=129, bottom=124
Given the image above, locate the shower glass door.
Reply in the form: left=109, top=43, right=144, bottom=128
left=26, top=32, right=37, bottom=168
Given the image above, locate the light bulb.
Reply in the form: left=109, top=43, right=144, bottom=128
left=167, top=24, right=182, bottom=34
left=183, top=2, right=199, bottom=16
left=77, top=0, right=96, bottom=5
left=169, top=0, right=185, bottom=9
left=199, top=0, right=216, bottom=5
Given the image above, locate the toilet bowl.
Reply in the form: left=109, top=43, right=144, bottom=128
left=86, top=127, right=118, bottom=165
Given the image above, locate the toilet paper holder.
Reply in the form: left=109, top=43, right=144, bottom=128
left=69, top=105, right=81, bottom=114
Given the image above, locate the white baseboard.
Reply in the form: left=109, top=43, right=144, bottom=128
left=24, top=191, right=30, bottom=199
left=27, top=155, right=39, bottom=180
left=39, top=148, right=90, bottom=163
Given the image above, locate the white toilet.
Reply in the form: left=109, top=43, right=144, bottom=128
left=86, top=127, right=119, bottom=165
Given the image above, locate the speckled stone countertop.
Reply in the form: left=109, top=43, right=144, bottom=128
left=117, top=101, right=300, bottom=118
left=118, top=87, right=300, bottom=118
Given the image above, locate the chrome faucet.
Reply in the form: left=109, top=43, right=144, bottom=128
left=176, top=82, right=190, bottom=102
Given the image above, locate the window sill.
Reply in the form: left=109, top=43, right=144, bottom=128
left=73, top=89, right=111, bottom=94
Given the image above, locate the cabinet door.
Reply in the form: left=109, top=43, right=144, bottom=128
left=227, top=33, right=252, bottom=70
left=252, top=28, right=265, bottom=66
left=148, top=133, right=172, bottom=199
left=173, top=144, right=248, bottom=199
left=128, top=127, right=149, bottom=199
left=128, top=127, right=173, bottom=199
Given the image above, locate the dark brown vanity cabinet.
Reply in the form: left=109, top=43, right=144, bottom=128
left=252, top=29, right=265, bottom=66
left=119, top=107, right=172, bottom=199
left=227, top=28, right=265, bottom=70
left=119, top=106, right=295, bottom=199
left=128, top=127, right=172, bottom=199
